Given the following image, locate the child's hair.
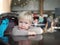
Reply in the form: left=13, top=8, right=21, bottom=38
left=18, top=11, right=33, bottom=23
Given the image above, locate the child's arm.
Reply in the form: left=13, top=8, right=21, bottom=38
left=12, top=26, right=43, bottom=36
left=28, top=27, right=43, bottom=35
left=34, top=27, right=43, bottom=34
left=12, top=26, right=28, bottom=36
left=12, top=26, right=37, bottom=36
left=28, top=31, right=36, bottom=35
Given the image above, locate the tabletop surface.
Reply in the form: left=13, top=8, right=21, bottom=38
left=9, top=31, right=60, bottom=45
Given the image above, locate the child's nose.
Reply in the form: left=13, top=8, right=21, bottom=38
left=22, top=23, right=25, bottom=26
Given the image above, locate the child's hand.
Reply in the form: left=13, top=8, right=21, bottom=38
left=28, top=31, right=36, bottom=36
left=28, top=35, right=36, bottom=39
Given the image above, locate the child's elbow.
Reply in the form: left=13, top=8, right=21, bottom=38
left=40, top=30, right=43, bottom=34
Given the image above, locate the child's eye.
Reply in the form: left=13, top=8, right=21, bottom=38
left=24, top=22, right=28, bottom=24
left=19, top=21, right=23, bottom=23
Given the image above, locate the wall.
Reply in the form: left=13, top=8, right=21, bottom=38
left=12, top=0, right=39, bottom=11
left=12, top=0, right=60, bottom=11
left=44, top=0, right=60, bottom=10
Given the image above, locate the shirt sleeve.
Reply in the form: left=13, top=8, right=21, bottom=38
left=12, top=26, right=28, bottom=36
left=29, top=27, right=43, bottom=34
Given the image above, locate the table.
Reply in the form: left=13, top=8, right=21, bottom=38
left=9, top=31, right=60, bottom=45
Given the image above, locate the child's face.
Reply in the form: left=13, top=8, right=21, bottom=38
left=18, top=19, right=31, bottom=30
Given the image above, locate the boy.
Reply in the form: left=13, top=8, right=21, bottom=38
left=12, top=11, right=43, bottom=36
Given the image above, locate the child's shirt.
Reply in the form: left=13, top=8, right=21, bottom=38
left=12, top=26, right=43, bottom=36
